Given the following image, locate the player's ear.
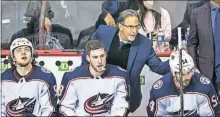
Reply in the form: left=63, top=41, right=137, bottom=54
left=86, top=55, right=90, bottom=63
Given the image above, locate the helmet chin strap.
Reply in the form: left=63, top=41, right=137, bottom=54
left=174, top=72, right=181, bottom=84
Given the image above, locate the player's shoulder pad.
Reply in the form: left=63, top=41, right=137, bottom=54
left=116, top=66, right=127, bottom=72
left=107, top=65, right=128, bottom=79
left=1, top=68, right=12, bottom=74
left=63, top=66, right=84, bottom=79
left=40, top=66, right=52, bottom=74
left=111, top=65, right=128, bottom=77
left=32, top=66, right=56, bottom=85
left=194, top=72, right=211, bottom=85
left=151, top=73, right=171, bottom=90
left=1, top=68, right=13, bottom=80
left=66, top=65, right=83, bottom=74
left=67, top=67, right=76, bottom=72
left=193, top=74, right=214, bottom=95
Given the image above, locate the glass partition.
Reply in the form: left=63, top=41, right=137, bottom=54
left=1, top=1, right=192, bottom=51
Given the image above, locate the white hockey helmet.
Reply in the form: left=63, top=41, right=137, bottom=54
left=169, top=50, right=195, bottom=74
left=10, top=38, right=34, bottom=58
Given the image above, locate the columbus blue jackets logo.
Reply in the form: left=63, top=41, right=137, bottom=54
left=200, top=76, right=210, bottom=84
left=153, top=80, right=163, bottom=89
left=41, top=67, right=51, bottom=73
left=6, top=97, right=36, bottom=116
left=84, top=93, right=114, bottom=115
left=117, top=66, right=126, bottom=72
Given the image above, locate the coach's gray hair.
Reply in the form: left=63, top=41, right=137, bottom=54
left=85, top=40, right=104, bottom=56
left=117, top=9, right=140, bottom=24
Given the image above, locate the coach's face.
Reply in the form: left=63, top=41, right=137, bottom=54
left=119, top=16, right=140, bottom=42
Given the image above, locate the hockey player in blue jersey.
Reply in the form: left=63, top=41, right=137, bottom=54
left=59, top=40, right=129, bottom=116
left=147, top=50, right=220, bottom=116
left=1, top=38, right=57, bottom=116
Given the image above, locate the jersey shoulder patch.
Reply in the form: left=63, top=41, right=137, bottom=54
left=200, top=76, right=210, bottom=85
left=117, top=66, right=126, bottom=72
left=153, top=80, right=163, bottom=89
left=41, top=67, right=51, bottom=73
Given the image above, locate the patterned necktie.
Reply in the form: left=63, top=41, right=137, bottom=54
left=215, top=8, right=220, bottom=36
left=120, top=41, right=125, bottom=48
left=214, top=8, right=220, bottom=67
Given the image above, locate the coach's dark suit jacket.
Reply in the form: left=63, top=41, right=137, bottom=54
left=187, top=3, right=214, bottom=79
left=169, top=1, right=208, bottom=48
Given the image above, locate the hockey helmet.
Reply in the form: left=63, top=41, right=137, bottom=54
left=169, top=50, right=195, bottom=74
left=10, top=38, right=34, bottom=58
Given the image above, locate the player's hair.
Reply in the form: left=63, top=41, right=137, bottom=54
left=8, top=50, right=38, bottom=69
left=117, top=9, right=141, bottom=24
left=85, top=40, right=104, bottom=56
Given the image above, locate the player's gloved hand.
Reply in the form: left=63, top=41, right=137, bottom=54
left=22, top=113, right=36, bottom=117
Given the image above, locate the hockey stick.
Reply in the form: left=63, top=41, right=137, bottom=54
left=177, top=27, right=184, bottom=117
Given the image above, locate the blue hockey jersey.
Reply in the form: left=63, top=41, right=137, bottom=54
left=147, top=72, right=220, bottom=116
left=1, top=65, right=57, bottom=116
left=59, top=64, right=130, bottom=116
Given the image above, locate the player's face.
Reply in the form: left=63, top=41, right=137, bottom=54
left=119, top=16, right=140, bottom=42
left=13, top=46, right=32, bottom=67
left=87, top=48, right=107, bottom=73
left=174, top=72, right=193, bottom=88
